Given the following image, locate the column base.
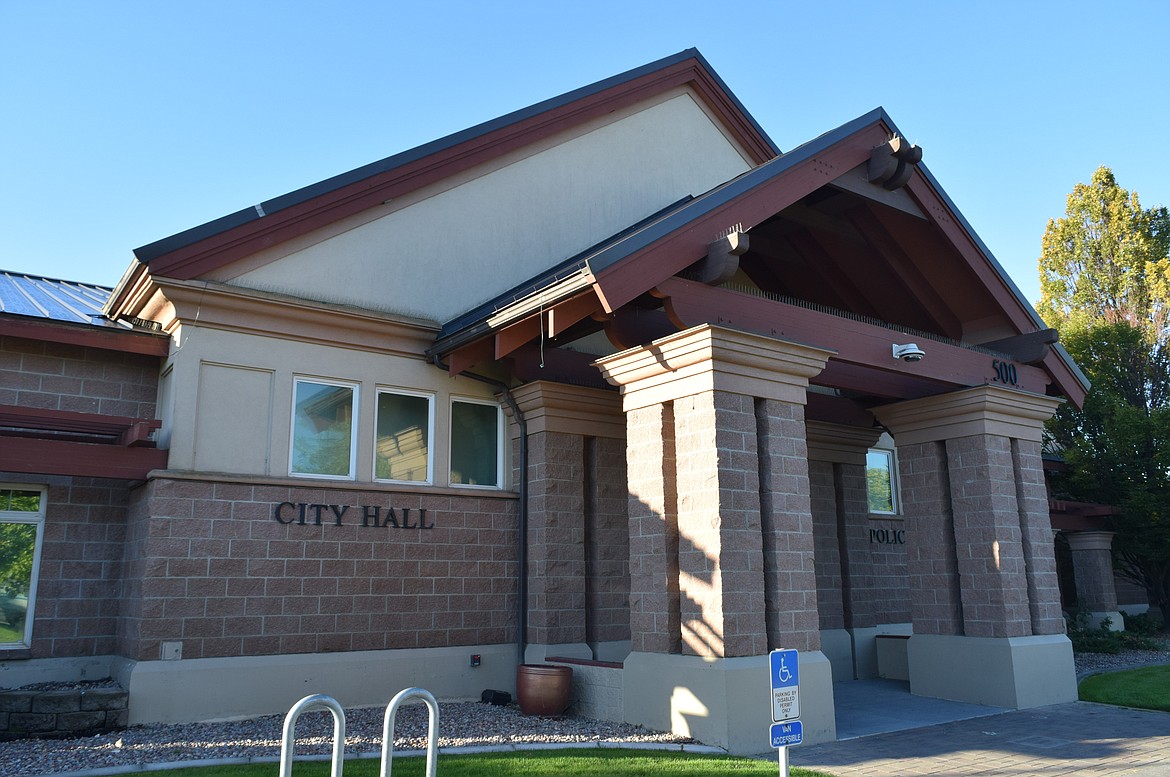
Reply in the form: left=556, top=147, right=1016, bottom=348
left=819, top=629, right=853, bottom=681
left=1081, top=611, right=1125, bottom=631
left=908, top=634, right=1077, bottom=708
left=621, top=651, right=835, bottom=755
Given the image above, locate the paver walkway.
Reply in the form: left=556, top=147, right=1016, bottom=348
left=787, top=701, right=1170, bottom=776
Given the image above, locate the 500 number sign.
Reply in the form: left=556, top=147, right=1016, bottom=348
left=991, top=359, right=1019, bottom=387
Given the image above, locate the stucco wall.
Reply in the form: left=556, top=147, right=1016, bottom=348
left=220, top=91, right=754, bottom=323
left=158, top=325, right=504, bottom=483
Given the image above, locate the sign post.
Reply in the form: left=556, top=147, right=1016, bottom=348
left=768, top=649, right=801, bottom=777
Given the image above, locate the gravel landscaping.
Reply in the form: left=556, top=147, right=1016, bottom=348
left=3, top=637, right=1168, bottom=777
left=1, top=697, right=696, bottom=777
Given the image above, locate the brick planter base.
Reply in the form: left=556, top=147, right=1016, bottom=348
left=0, top=686, right=128, bottom=740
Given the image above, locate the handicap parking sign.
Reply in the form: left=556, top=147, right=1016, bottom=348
left=769, top=649, right=799, bottom=722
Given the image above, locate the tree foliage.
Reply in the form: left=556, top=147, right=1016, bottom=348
left=1040, top=167, right=1170, bottom=627
left=1038, top=166, right=1170, bottom=344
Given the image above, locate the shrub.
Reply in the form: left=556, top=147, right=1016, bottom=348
left=1121, top=610, right=1162, bottom=636
left=1068, top=609, right=1163, bottom=654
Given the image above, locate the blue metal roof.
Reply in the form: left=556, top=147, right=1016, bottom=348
left=0, top=270, right=124, bottom=327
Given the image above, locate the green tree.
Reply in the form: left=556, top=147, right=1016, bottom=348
left=1040, top=167, right=1170, bottom=628
left=1038, top=166, right=1170, bottom=341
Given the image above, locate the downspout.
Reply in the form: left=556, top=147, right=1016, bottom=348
left=430, top=356, right=528, bottom=666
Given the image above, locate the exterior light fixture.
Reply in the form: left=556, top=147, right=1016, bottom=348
left=892, top=343, right=926, bottom=362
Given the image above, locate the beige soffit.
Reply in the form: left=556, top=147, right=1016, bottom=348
left=127, top=277, right=439, bottom=358
left=594, top=323, right=835, bottom=412
left=505, top=380, right=625, bottom=440
left=805, top=421, right=884, bottom=465
left=871, top=385, right=1064, bottom=445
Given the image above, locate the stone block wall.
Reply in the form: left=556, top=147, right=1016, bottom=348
left=808, top=461, right=844, bottom=631
left=549, top=657, right=623, bottom=722
left=0, top=685, right=128, bottom=739
left=117, top=476, right=518, bottom=662
left=584, top=436, right=630, bottom=646
left=0, top=473, right=136, bottom=662
left=867, top=517, right=910, bottom=624
left=0, top=335, right=158, bottom=418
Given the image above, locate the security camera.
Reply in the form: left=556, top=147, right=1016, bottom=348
left=892, top=343, right=926, bottom=362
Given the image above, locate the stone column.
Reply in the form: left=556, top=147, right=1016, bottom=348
left=806, top=421, right=883, bottom=680
left=596, top=324, right=835, bottom=753
left=507, top=381, right=625, bottom=662
left=873, top=385, right=1075, bottom=709
left=1065, top=531, right=1123, bottom=631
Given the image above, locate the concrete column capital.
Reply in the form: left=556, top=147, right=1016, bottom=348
left=1065, top=531, right=1116, bottom=552
left=871, top=385, right=1063, bottom=445
left=594, top=324, right=834, bottom=411
left=504, top=380, right=625, bottom=439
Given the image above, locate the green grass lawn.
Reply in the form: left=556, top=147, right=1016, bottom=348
left=1079, top=664, right=1170, bottom=712
left=122, top=748, right=835, bottom=777
left=0, top=622, right=21, bottom=643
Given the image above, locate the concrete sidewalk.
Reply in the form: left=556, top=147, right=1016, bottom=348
left=786, top=701, right=1170, bottom=776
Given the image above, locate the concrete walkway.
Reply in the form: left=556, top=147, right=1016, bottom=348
left=783, top=686, right=1170, bottom=776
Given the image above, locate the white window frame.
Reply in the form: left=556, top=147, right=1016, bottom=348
left=866, top=444, right=901, bottom=515
left=0, top=485, right=46, bottom=650
left=289, top=376, right=359, bottom=480
left=373, top=387, right=435, bottom=485
left=448, top=396, right=504, bottom=489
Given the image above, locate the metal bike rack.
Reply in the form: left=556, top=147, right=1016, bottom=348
left=278, top=687, right=440, bottom=777
left=380, top=687, right=440, bottom=777
left=279, top=694, right=347, bottom=777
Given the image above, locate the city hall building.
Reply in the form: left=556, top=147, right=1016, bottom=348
left=0, top=50, right=1091, bottom=753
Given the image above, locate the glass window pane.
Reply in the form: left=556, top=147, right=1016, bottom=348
left=291, top=381, right=355, bottom=477
left=450, top=401, right=500, bottom=487
left=376, top=392, right=430, bottom=482
left=0, top=522, right=36, bottom=645
left=866, top=450, right=895, bottom=513
left=1, top=490, right=40, bottom=512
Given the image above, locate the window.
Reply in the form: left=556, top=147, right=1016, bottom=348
left=0, top=486, right=45, bottom=649
left=449, top=398, right=503, bottom=488
left=290, top=378, right=358, bottom=479
left=375, top=389, right=433, bottom=483
left=866, top=447, right=899, bottom=514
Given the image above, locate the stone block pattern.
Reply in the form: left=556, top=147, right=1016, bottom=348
left=0, top=336, right=158, bottom=418
left=1069, top=542, right=1119, bottom=613
left=551, top=658, right=623, bottom=722
left=0, top=686, right=128, bottom=739
left=525, top=431, right=586, bottom=646
left=0, top=473, right=136, bottom=661
left=756, top=399, right=818, bottom=652
left=897, top=441, right=963, bottom=635
left=625, top=403, right=680, bottom=655
left=1012, top=439, right=1067, bottom=634
left=115, top=477, right=518, bottom=661
left=946, top=435, right=1031, bottom=638
left=867, top=517, right=910, bottom=624
left=808, top=460, right=844, bottom=631
left=585, top=436, right=630, bottom=645
left=673, top=391, right=767, bottom=658
left=835, top=462, right=878, bottom=630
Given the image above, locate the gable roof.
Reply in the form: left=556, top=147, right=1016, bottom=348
left=126, top=49, right=778, bottom=284
left=430, top=106, right=1089, bottom=407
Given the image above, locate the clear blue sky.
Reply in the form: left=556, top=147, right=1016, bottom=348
left=3, top=1, right=1167, bottom=307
